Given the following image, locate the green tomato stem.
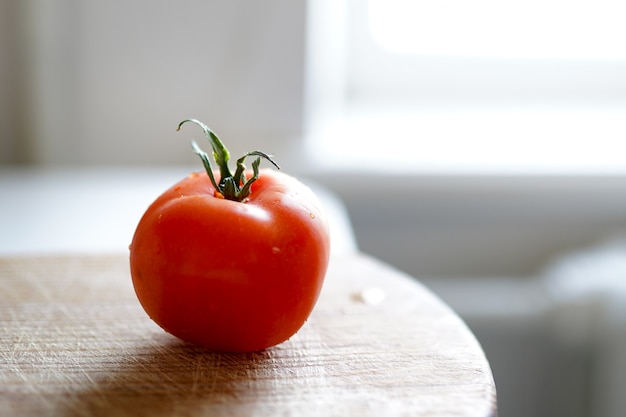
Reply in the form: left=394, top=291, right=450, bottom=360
left=177, top=119, right=279, bottom=202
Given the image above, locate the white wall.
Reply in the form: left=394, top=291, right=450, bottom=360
left=310, top=172, right=626, bottom=278
left=0, top=1, right=22, bottom=163
left=1, top=0, right=307, bottom=166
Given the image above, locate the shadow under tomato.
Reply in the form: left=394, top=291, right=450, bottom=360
left=62, top=335, right=279, bottom=417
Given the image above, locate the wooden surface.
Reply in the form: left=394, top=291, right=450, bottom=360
left=0, top=253, right=497, bottom=417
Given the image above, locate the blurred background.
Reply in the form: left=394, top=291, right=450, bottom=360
left=2, top=1, right=626, bottom=416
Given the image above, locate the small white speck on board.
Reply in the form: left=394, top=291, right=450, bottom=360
left=355, top=287, right=386, bottom=306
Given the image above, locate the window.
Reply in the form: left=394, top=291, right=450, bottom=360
left=369, top=0, right=626, bottom=60
left=305, top=0, right=626, bottom=174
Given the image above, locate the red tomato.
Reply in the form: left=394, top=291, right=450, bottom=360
left=129, top=119, right=330, bottom=352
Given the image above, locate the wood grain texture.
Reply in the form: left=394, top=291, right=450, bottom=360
left=0, top=254, right=497, bottom=417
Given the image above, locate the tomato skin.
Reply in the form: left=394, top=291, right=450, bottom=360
left=129, top=169, right=330, bottom=352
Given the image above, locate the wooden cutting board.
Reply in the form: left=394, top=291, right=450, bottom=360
left=0, top=253, right=496, bottom=417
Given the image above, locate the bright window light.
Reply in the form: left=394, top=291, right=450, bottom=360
left=306, top=0, right=626, bottom=174
left=369, top=0, right=626, bottom=60
left=310, top=106, right=626, bottom=174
